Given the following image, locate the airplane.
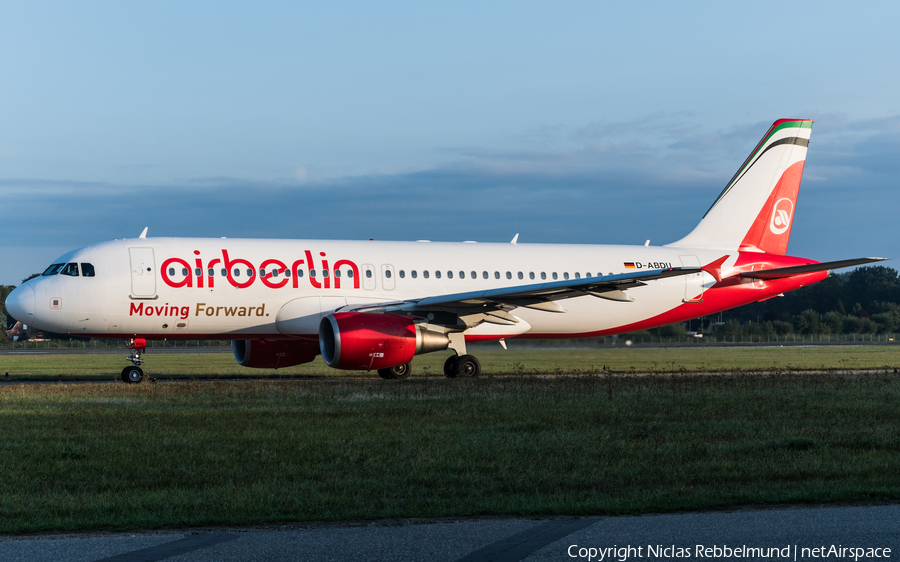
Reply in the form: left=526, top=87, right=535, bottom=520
left=5, top=119, right=885, bottom=383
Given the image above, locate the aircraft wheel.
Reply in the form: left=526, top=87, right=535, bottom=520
left=443, top=356, right=458, bottom=378
left=455, top=355, right=481, bottom=378
left=378, top=363, right=411, bottom=380
left=122, top=366, right=144, bottom=384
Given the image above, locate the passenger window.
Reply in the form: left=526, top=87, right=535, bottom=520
left=273, top=269, right=280, bottom=277
left=334, top=269, right=340, bottom=278
left=195, top=268, right=202, bottom=277
left=385, top=269, right=391, bottom=279
left=506, top=272, right=511, bottom=279
left=323, top=270, right=329, bottom=278
left=575, top=272, right=581, bottom=279
left=494, top=271, right=500, bottom=279
left=346, top=270, right=352, bottom=278
left=310, top=269, right=316, bottom=278
left=470, top=271, right=476, bottom=279
left=552, top=272, right=558, bottom=280
left=518, top=272, right=523, bottom=280
left=399, top=270, right=405, bottom=278
left=221, top=268, right=227, bottom=276
left=541, top=272, right=547, bottom=280
left=459, top=271, right=465, bottom=279
left=81, top=263, right=95, bottom=277
left=564, top=272, right=569, bottom=280
left=411, top=270, right=418, bottom=279
left=285, top=269, right=291, bottom=278
left=447, top=271, right=453, bottom=279
left=42, top=263, right=65, bottom=276
left=208, top=268, right=215, bottom=277
left=366, top=270, right=373, bottom=278
left=297, top=269, right=304, bottom=277
left=529, top=272, right=535, bottom=280
left=182, top=268, right=189, bottom=276
left=259, top=268, right=266, bottom=277
left=483, top=271, right=488, bottom=279
left=247, top=268, right=253, bottom=277
left=435, top=270, right=441, bottom=279
left=423, top=270, right=429, bottom=279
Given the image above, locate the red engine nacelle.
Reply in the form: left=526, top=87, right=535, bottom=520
left=319, top=312, right=450, bottom=371
left=232, top=339, right=318, bottom=369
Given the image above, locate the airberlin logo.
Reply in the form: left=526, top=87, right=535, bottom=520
left=769, top=198, right=793, bottom=235
left=160, top=249, right=361, bottom=290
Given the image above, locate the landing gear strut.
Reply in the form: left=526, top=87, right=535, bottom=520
left=444, top=354, right=481, bottom=378
left=121, top=338, right=147, bottom=384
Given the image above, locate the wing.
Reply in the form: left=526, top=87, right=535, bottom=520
left=342, top=267, right=699, bottom=322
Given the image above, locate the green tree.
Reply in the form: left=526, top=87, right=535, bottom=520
left=794, top=309, right=821, bottom=334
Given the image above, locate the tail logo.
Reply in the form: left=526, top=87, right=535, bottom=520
left=769, top=198, right=793, bottom=235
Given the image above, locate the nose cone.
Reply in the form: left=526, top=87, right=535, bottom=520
left=5, top=284, right=35, bottom=322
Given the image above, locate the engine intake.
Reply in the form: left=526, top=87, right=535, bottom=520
left=319, top=312, right=450, bottom=371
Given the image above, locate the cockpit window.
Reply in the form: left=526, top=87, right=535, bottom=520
left=60, top=263, right=79, bottom=277
left=81, top=263, right=95, bottom=277
left=42, top=263, right=65, bottom=276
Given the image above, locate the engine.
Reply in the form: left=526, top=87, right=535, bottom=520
left=319, top=312, right=450, bottom=371
left=232, top=339, right=319, bottom=369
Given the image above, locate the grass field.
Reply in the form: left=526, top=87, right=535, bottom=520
left=1, top=346, right=899, bottom=534
left=2, top=344, right=899, bottom=381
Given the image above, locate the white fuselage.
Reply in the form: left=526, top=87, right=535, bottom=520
left=18, top=237, right=728, bottom=341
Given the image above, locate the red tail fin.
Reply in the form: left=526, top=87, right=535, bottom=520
left=738, top=160, right=804, bottom=255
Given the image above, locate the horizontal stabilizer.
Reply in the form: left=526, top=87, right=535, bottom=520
left=740, top=257, right=888, bottom=280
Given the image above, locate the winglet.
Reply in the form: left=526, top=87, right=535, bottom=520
left=702, top=255, right=730, bottom=282
left=139, top=227, right=148, bottom=239
left=511, top=233, right=519, bottom=244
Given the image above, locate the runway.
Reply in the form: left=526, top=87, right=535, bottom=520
left=2, top=503, right=897, bottom=561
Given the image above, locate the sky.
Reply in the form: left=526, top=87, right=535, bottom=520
left=1, top=1, right=898, bottom=285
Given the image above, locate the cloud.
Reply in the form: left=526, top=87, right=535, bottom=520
left=2, top=114, right=897, bottom=285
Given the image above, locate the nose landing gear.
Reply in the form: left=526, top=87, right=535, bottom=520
left=121, top=338, right=147, bottom=383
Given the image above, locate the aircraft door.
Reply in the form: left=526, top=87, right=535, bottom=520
left=129, top=247, right=157, bottom=298
left=679, top=255, right=703, bottom=303
left=362, top=264, right=376, bottom=290
left=381, top=265, right=395, bottom=290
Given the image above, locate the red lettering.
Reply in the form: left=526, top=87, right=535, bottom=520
left=260, top=259, right=289, bottom=289
left=222, top=250, right=255, bottom=288
left=161, top=249, right=358, bottom=291
left=321, top=253, right=330, bottom=289
left=333, top=260, right=360, bottom=289
left=207, top=258, right=220, bottom=288
left=194, top=253, right=204, bottom=288
left=161, top=258, right=193, bottom=288
left=130, top=302, right=143, bottom=315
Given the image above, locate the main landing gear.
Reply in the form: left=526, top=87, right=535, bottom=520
left=121, top=338, right=147, bottom=384
left=376, top=354, right=482, bottom=380
left=444, top=354, right=481, bottom=378
left=377, top=363, right=411, bottom=380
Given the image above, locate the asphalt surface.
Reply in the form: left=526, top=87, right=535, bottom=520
left=1, top=503, right=897, bottom=562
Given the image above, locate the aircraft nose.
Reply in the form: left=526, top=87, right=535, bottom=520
left=5, top=284, right=35, bottom=323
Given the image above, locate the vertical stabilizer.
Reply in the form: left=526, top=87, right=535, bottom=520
left=667, top=119, right=813, bottom=254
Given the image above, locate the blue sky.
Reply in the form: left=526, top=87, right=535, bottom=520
left=2, top=2, right=898, bottom=285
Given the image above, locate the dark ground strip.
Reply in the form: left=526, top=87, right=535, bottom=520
left=455, top=518, right=601, bottom=562
left=93, top=533, right=238, bottom=562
